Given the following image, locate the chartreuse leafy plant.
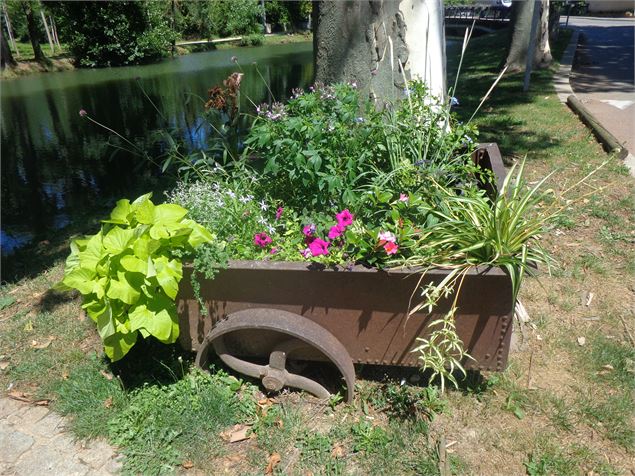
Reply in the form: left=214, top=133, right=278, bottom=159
left=57, top=193, right=213, bottom=361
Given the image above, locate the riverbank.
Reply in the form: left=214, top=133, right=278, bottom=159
left=1, top=33, right=311, bottom=81
left=0, top=57, right=75, bottom=79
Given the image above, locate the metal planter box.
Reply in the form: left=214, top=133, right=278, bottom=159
left=176, top=144, right=513, bottom=402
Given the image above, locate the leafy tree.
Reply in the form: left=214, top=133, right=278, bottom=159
left=54, top=1, right=175, bottom=67
left=209, top=0, right=262, bottom=37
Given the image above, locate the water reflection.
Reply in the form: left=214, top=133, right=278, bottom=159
left=1, top=42, right=314, bottom=255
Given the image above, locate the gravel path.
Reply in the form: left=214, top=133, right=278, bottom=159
left=0, top=397, right=121, bottom=476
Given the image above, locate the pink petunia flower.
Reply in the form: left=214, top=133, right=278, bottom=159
left=300, top=247, right=311, bottom=258
left=270, top=247, right=278, bottom=254
left=377, top=231, right=397, bottom=243
left=335, top=209, right=354, bottom=228
left=383, top=241, right=399, bottom=255
left=275, top=207, right=284, bottom=220
left=328, top=224, right=344, bottom=240
left=253, top=232, right=272, bottom=248
left=308, top=238, right=330, bottom=256
left=399, top=193, right=408, bottom=202
left=302, top=224, right=316, bottom=237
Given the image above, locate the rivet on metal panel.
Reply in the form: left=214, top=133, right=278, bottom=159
left=484, top=353, right=491, bottom=360
left=364, top=347, right=370, bottom=352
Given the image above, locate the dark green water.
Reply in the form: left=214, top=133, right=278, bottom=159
left=0, top=42, right=314, bottom=256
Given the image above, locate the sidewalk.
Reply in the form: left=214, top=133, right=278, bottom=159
left=0, top=397, right=121, bottom=475
left=567, top=16, right=635, bottom=160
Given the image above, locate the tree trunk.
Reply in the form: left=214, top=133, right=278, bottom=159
left=536, top=0, right=552, bottom=67
left=505, top=0, right=552, bottom=71
left=1, top=23, right=17, bottom=68
left=313, top=0, right=446, bottom=104
left=23, top=1, right=47, bottom=64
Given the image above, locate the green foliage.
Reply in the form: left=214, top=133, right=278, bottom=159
left=240, top=33, right=264, bottom=46
left=412, top=309, right=474, bottom=394
left=52, top=355, right=128, bottom=440
left=57, top=193, right=212, bottom=361
left=209, top=0, right=262, bottom=37
left=350, top=420, right=391, bottom=453
left=54, top=1, right=176, bottom=67
left=109, top=369, right=255, bottom=474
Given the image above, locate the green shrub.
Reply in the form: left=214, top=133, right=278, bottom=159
left=240, top=33, right=264, bottom=46
left=57, top=193, right=212, bottom=360
left=55, top=1, right=176, bottom=67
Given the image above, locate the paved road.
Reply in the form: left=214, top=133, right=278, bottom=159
left=567, top=16, right=635, bottom=153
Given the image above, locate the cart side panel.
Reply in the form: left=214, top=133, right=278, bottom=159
left=177, top=265, right=514, bottom=371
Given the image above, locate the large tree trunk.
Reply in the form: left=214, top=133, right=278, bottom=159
left=22, top=1, right=47, bottom=64
left=537, top=0, right=552, bottom=67
left=313, top=0, right=446, bottom=104
left=504, top=0, right=552, bottom=72
left=1, top=23, right=16, bottom=68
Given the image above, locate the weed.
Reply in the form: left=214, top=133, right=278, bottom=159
left=107, top=368, right=256, bottom=474
left=350, top=419, right=391, bottom=453
left=525, top=439, right=619, bottom=476
left=53, top=355, right=127, bottom=439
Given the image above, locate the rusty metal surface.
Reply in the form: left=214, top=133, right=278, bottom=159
left=179, top=264, right=513, bottom=371
left=195, top=308, right=356, bottom=403
left=177, top=144, right=514, bottom=372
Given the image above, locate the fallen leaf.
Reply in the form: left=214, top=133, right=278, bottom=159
left=274, top=418, right=283, bottom=429
left=0, top=360, right=9, bottom=370
left=78, top=311, right=86, bottom=322
left=220, top=424, right=252, bottom=443
left=103, top=396, right=113, bottom=409
left=100, top=370, right=114, bottom=381
left=33, top=399, right=50, bottom=406
left=61, top=370, right=69, bottom=380
left=31, top=337, right=54, bottom=349
left=331, top=443, right=345, bottom=458
left=601, top=364, right=614, bottom=371
left=23, top=321, right=33, bottom=332
left=577, top=337, right=586, bottom=346
left=265, top=452, right=281, bottom=475
left=181, top=460, right=194, bottom=469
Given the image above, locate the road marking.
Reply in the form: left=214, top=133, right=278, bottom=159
left=600, top=100, right=634, bottom=110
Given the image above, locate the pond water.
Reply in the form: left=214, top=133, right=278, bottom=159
left=0, top=42, right=314, bottom=256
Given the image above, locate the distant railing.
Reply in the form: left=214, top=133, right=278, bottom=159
left=444, top=6, right=512, bottom=22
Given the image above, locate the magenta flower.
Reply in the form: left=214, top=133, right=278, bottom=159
left=383, top=242, right=399, bottom=255
left=270, top=247, right=278, bottom=254
left=335, top=209, right=354, bottom=228
left=300, top=247, right=311, bottom=258
left=276, top=207, right=284, bottom=220
left=328, top=224, right=344, bottom=240
left=253, top=232, right=272, bottom=248
left=79, top=109, right=87, bottom=117
left=399, top=193, right=408, bottom=202
left=308, top=238, right=329, bottom=256
left=302, top=224, right=316, bottom=237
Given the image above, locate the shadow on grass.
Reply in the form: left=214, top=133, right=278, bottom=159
left=449, top=28, right=575, bottom=159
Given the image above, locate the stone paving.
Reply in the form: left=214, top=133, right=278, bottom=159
left=0, top=397, right=121, bottom=476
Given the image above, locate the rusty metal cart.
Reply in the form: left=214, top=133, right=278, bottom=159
left=176, top=144, right=514, bottom=403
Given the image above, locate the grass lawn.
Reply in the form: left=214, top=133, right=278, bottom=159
left=11, top=40, right=69, bottom=61
left=1, top=28, right=633, bottom=475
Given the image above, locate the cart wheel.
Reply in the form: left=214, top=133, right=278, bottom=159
left=195, top=308, right=356, bottom=403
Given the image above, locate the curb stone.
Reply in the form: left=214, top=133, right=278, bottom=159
left=0, top=397, right=122, bottom=475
